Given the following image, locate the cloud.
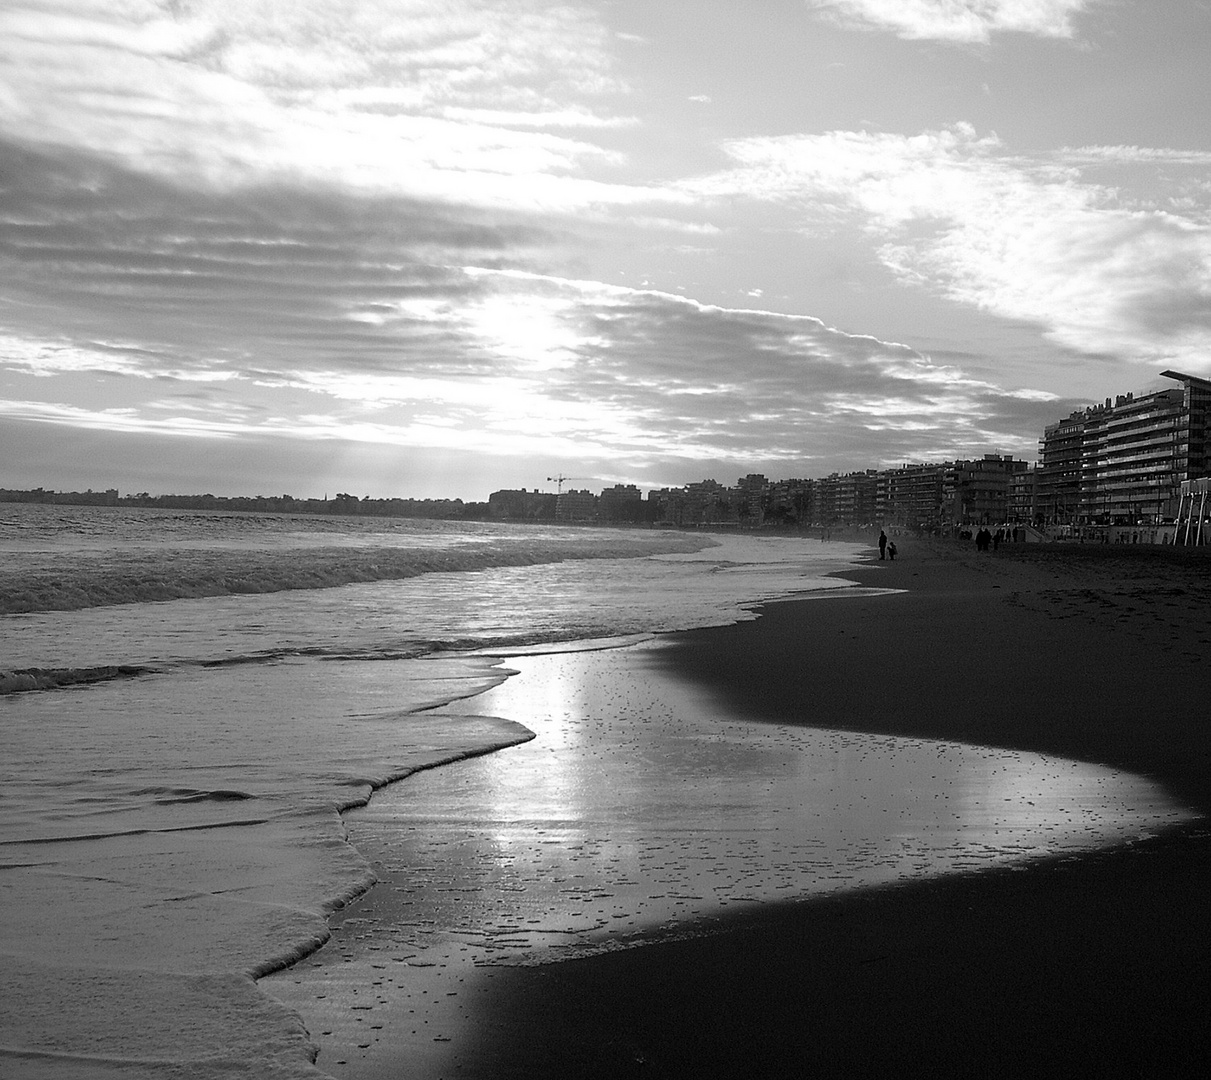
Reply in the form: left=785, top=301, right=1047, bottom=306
left=688, top=124, right=1211, bottom=370
left=0, top=1, right=670, bottom=211
left=0, top=132, right=1058, bottom=477
left=805, top=0, right=1097, bottom=43
left=1061, top=145, right=1211, bottom=167
left=2, top=8, right=1125, bottom=488
left=428, top=268, right=1057, bottom=466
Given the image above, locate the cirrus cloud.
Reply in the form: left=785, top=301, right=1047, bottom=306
left=805, top=0, right=1098, bottom=43
left=0, top=1, right=670, bottom=211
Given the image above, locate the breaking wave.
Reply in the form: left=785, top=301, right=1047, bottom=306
left=0, top=665, right=147, bottom=695
left=0, top=531, right=711, bottom=615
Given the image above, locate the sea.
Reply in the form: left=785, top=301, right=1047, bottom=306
left=0, top=505, right=1195, bottom=1079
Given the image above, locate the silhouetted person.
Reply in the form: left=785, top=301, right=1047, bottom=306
left=887, top=540, right=897, bottom=560
left=878, top=530, right=887, bottom=559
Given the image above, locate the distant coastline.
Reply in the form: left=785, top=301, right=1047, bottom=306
left=0, top=486, right=488, bottom=520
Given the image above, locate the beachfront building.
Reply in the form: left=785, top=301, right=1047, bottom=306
left=766, top=478, right=815, bottom=525
left=942, top=454, right=1029, bottom=527
left=487, top=488, right=557, bottom=520
left=877, top=464, right=947, bottom=531
left=1038, top=409, right=1088, bottom=524
left=1036, top=370, right=1211, bottom=528
left=1168, top=368, right=1211, bottom=481
left=649, top=480, right=741, bottom=526
left=554, top=488, right=598, bottom=522
left=813, top=474, right=841, bottom=525
left=1079, top=389, right=1184, bottom=524
left=811, top=470, right=879, bottom=526
left=1007, top=466, right=1040, bottom=527
left=599, top=483, right=645, bottom=522
left=736, top=474, right=769, bottom=523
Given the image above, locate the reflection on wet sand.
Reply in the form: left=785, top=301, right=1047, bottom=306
left=264, top=639, right=1192, bottom=1078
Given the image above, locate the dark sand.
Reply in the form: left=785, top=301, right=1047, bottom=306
left=446, top=537, right=1211, bottom=1078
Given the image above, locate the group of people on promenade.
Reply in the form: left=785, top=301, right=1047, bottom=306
left=973, top=527, right=997, bottom=551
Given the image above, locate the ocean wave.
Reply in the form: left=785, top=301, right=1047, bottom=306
left=0, top=532, right=710, bottom=615
left=135, top=787, right=259, bottom=805
left=0, top=631, right=624, bottom=697
left=0, top=665, right=147, bottom=695
left=0, top=816, right=278, bottom=845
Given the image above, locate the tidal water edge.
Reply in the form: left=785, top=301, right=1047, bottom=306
left=0, top=506, right=1195, bottom=1079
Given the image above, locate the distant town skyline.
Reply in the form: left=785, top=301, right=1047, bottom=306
left=3, top=2, right=1210, bottom=501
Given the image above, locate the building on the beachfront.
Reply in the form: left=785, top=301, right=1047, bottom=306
left=648, top=480, right=739, bottom=526
left=877, top=464, right=947, bottom=531
left=685, top=479, right=739, bottom=525
left=1036, top=370, right=1211, bottom=528
left=554, top=488, right=598, bottom=522
left=807, top=470, right=877, bottom=526
left=812, top=474, right=841, bottom=524
left=1007, top=466, right=1039, bottom=526
left=1038, top=409, right=1087, bottom=524
left=766, top=477, right=815, bottom=525
left=838, top=470, right=878, bottom=524
left=813, top=471, right=872, bottom=525
left=1079, top=388, right=1184, bottom=524
left=943, top=454, right=1029, bottom=527
left=736, top=474, right=769, bottom=523
left=1164, top=369, right=1211, bottom=487
left=487, top=488, right=557, bottom=520
left=598, top=484, right=645, bottom=522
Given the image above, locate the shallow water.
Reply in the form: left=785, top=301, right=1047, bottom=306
left=1, top=508, right=882, bottom=1079
left=265, top=640, right=1195, bottom=1078
left=1, top=507, right=1198, bottom=1079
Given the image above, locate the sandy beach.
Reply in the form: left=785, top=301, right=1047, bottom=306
left=270, top=536, right=1211, bottom=1079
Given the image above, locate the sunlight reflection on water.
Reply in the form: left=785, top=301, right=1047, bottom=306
left=265, top=639, right=1194, bottom=1077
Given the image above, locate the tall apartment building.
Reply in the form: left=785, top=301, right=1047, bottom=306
left=650, top=479, right=739, bottom=526
left=1007, top=467, right=1039, bottom=525
left=554, top=488, right=598, bottom=522
left=487, top=488, right=556, bottom=520
left=767, top=478, right=815, bottom=524
left=877, top=464, right=947, bottom=529
left=1079, top=389, right=1184, bottom=523
left=944, top=454, right=1028, bottom=526
left=1038, top=410, right=1087, bottom=522
left=814, top=474, right=841, bottom=523
left=598, top=483, right=644, bottom=522
left=1037, top=370, right=1211, bottom=526
left=735, top=474, right=769, bottom=522
left=831, top=470, right=877, bottom=524
left=1166, top=368, right=1211, bottom=486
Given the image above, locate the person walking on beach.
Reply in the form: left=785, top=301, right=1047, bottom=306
left=878, top=529, right=888, bottom=560
left=888, top=540, right=897, bottom=560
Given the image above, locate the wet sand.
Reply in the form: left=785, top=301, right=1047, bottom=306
left=442, top=537, right=1211, bottom=1079
left=266, top=535, right=1211, bottom=1077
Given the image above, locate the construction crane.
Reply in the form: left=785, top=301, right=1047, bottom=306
left=547, top=474, right=590, bottom=495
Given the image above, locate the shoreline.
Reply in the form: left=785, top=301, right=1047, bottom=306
left=268, top=534, right=1211, bottom=1078
left=425, top=536, right=1211, bottom=1077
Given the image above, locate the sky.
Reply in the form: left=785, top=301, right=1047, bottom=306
left=2, top=1, right=1210, bottom=501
